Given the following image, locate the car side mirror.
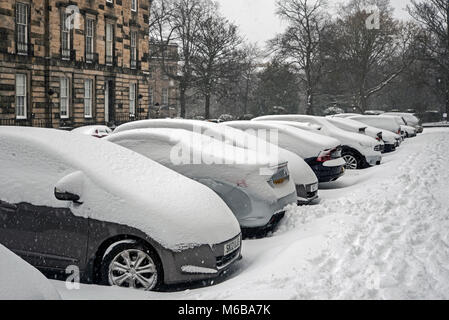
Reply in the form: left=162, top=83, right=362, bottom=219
left=54, top=189, right=82, bottom=204
left=54, top=171, right=85, bottom=204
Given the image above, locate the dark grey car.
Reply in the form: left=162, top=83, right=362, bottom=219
left=0, top=127, right=242, bottom=291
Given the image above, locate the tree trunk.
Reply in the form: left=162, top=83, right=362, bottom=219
left=179, top=84, right=187, bottom=118
left=204, top=94, right=211, bottom=119
left=305, top=87, right=314, bottom=115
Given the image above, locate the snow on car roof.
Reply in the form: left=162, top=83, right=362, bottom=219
left=0, top=127, right=240, bottom=250
left=0, top=244, right=61, bottom=300
left=71, top=125, right=112, bottom=135
left=224, top=121, right=341, bottom=156
left=107, top=128, right=281, bottom=167
left=113, top=119, right=319, bottom=186
left=327, top=117, right=368, bottom=131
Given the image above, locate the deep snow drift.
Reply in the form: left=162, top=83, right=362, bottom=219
left=53, top=128, right=449, bottom=299
left=0, top=245, right=60, bottom=300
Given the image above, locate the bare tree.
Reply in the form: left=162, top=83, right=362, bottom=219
left=192, top=14, right=242, bottom=119
left=149, top=0, right=212, bottom=118
left=408, top=0, right=449, bottom=117
left=271, top=0, right=328, bottom=115
left=327, top=0, right=415, bottom=112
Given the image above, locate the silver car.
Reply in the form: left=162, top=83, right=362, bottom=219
left=107, top=128, right=298, bottom=237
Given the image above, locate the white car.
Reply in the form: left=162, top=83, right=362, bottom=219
left=0, top=244, right=61, bottom=300
left=0, top=127, right=241, bottom=291
left=114, top=119, right=320, bottom=204
left=383, top=112, right=423, bottom=133
left=380, top=115, right=417, bottom=138
left=223, top=121, right=346, bottom=183
left=326, top=116, right=399, bottom=153
left=71, top=125, right=112, bottom=138
left=107, top=128, right=298, bottom=236
left=253, top=115, right=383, bottom=170
left=347, top=115, right=403, bottom=137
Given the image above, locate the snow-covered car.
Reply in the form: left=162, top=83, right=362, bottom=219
left=253, top=115, right=383, bottom=170
left=383, top=112, right=423, bottom=133
left=0, top=244, right=61, bottom=300
left=71, top=125, right=112, bottom=138
left=326, top=116, right=398, bottom=153
left=114, top=119, right=320, bottom=204
left=107, top=128, right=298, bottom=237
left=0, top=127, right=241, bottom=291
left=223, top=121, right=346, bottom=183
left=380, top=115, right=417, bottom=138
left=347, top=115, right=403, bottom=138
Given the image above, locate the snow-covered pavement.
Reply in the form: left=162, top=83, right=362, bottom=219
left=54, top=128, right=449, bottom=300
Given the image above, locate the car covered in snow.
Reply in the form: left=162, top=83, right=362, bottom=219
left=107, top=128, right=298, bottom=237
left=253, top=115, right=383, bottom=170
left=223, top=121, right=346, bottom=183
left=0, top=127, right=242, bottom=291
left=380, top=115, right=417, bottom=138
left=0, top=244, right=61, bottom=300
left=383, top=112, right=423, bottom=133
left=71, top=125, right=112, bottom=138
left=347, top=115, right=405, bottom=140
left=114, top=119, right=320, bottom=204
left=326, top=116, right=399, bottom=153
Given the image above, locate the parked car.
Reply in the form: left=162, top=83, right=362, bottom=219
left=326, top=116, right=398, bottom=153
left=383, top=112, right=423, bottom=133
left=107, top=128, right=297, bottom=237
left=223, top=121, right=346, bottom=183
left=253, top=115, right=383, bottom=170
left=0, top=244, right=61, bottom=300
left=0, top=127, right=241, bottom=291
left=347, top=115, right=403, bottom=138
left=380, top=115, right=417, bottom=138
left=114, top=119, right=320, bottom=204
left=71, top=125, right=112, bottom=138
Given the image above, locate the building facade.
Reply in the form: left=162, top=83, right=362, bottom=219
left=0, top=0, right=152, bottom=128
left=148, top=41, right=179, bottom=118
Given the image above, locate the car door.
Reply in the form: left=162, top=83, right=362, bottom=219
left=0, top=139, right=89, bottom=272
left=0, top=200, right=39, bottom=263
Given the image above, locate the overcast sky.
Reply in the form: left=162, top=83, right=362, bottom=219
left=215, top=0, right=412, bottom=45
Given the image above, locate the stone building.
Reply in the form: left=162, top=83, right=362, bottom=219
left=148, top=41, right=179, bottom=118
left=0, top=0, right=152, bottom=128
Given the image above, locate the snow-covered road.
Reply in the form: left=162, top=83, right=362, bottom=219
left=54, top=128, right=449, bottom=300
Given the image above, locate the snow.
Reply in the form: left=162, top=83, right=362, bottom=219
left=106, top=128, right=297, bottom=203
left=223, top=121, right=342, bottom=159
left=114, top=119, right=318, bottom=187
left=0, top=245, right=61, bottom=300
left=54, top=128, right=449, bottom=299
left=0, top=127, right=240, bottom=251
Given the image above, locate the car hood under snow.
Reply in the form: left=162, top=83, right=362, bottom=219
left=0, top=127, right=241, bottom=251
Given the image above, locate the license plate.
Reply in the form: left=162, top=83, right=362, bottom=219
left=224, top=237, right=240, bottom=256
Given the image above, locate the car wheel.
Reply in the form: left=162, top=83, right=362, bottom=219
left=100, top=242, right=162, bottom=291
left=342, top=151, right=360, bottom=170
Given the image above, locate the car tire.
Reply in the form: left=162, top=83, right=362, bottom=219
left=341, top=150, right=362, bottom=170
left=100, top=242, right=162, bottom=291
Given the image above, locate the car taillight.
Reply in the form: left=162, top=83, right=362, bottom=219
left=397, top=129, right=401, bottom=135
left=317, top=150, right=332, bottom=162
left=376, top=132, right=383, bottom=142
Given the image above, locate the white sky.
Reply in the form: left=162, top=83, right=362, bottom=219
left=215, top=0, right=411, bottom=46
